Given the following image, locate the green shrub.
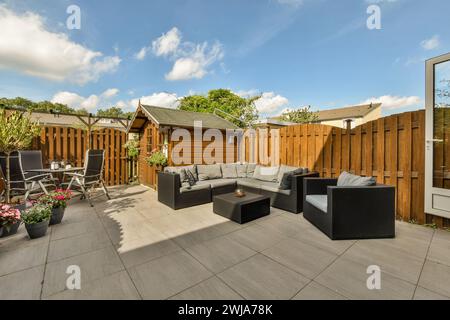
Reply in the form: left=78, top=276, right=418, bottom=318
left=146, top=150, right=168, bottom=167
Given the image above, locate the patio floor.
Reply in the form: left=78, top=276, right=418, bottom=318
left=1, top=184, right=450, bottom=300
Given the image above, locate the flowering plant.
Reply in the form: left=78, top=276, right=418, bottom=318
left=146, top=149, right=168, bottom=167
left=38, top=189, right=72, bottom=209
left=0, top=204, right=21, bottom=230
left=21, top=205, right=52, bottom=225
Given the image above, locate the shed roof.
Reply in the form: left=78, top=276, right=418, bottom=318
left=128, top=104, right=239, bottom=132
left=315, top=103, right=381, bottom=121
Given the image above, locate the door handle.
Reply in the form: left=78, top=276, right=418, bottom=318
left=427, top=139, right=444, bottom=143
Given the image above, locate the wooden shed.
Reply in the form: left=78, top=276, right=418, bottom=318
left=127, top=102, right=239, bottom=189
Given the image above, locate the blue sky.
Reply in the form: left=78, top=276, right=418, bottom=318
left=0, top=0, right=449, bottom=117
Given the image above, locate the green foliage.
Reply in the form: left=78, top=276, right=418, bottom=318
left=21, top=205, right=52, bottom=225
left=0, top=110, right=41, bottom=154
left=278, top=106, right=318, bottom=124
left=97, top=106, right=133, bottom=118
left=0, top=97, right=88, bottom=115
left=124, top=139, right=140, bottom=158
left=146, top=150, right=168, bottom=167
left=38, top=189, right=72, bottom=209
left=178, top=89, right=259, bottom=128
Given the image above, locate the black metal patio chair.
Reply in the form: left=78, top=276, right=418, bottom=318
left=64, top=149, right=110, bottom=206
left=0, top=151, right=53, bottom=201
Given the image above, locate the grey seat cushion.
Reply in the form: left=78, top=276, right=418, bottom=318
left=180, top=184, right=210, bottom=194
left=259, top=181, right=291, bottom=196
left=209, top=179, right=237, bottom=189
left=236, top=177, right=262, bottom=189
left=197, top=164, right=222, bottom=181
left=305, top=195, right=328, bottom=213
left=337, top=171, right=376, bottom=187
left=221, top=164, right=238, bottom=179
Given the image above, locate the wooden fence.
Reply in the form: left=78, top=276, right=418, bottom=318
left=31, top=126, right=129, bottom=186
left=246, top=110, right=447, bottom=227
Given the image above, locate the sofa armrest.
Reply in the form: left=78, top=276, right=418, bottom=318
left=303, top=178, right=337, bottom=195
left=327, top=185, right=395, bottom=238
left=158, top=172, right=181, bottom=201
left=291, top=171, right=320, bottom=191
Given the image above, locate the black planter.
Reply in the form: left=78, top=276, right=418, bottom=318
left=0, top=226, right=3, bottom=237
left=0, top=221, right=20, bottom=238
left=25, top=220, right=49, bottom=239
left=49, top=207, right=65, bottom=225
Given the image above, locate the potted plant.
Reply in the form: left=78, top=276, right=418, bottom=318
left=0, top=110, right=40, bottom=203
left=38, top=189, right=71, bottom=225
left=146, top=149, right=168, bottom=171
left=21, top=204, right=52, bottom=239
left=0, top=204, right=21, bottom=237
left=123, top=139, right=139, bottom=159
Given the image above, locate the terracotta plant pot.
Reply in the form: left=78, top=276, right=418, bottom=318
left=49, top=207, right=65, bottom=225
left=25, top=220, right=49, bottom=239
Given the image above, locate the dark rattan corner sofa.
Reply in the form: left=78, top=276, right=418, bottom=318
left=158, top=163, right=319, bottom=213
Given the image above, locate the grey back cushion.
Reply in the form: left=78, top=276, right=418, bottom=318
left=246, top=163, right=257, bottom=178
left=221, top=163, right=238, bottom=179
left=236, top=163, right=248, bottom=178
left=197, top=164, right=222, bottom=181
left=164, top=165, right=198, bottom=181
left=278, top=168, right=306, bottom=190
left=252, top=165, right=280, bottom=182
left=337, top=171, right=376, bottom=187
left=277, top=165, right=300, bottom=183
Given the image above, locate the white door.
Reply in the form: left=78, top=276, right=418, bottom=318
left=425, top=53, right=450, bottom=218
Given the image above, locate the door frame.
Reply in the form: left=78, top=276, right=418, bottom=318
left=425, top=53, right=450, bottom=218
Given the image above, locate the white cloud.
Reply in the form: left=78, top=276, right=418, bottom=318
left=165, top=42, right=224, bottom=81
left=235, top=89, right=260, bottom=98
left=277, top=0, right=303, bottom=7
left=421, top=35, right=440, bottom=50
left=101, top=88, right=119, bottom=98
left=134, top=47, right=148, bottom=60
left=152, top=27, right=181, bottom=57
left=0, top=6, right=121, bottom=85
left=51, top=91, right=99, bottom=110
left=361, top=95, right=422, bottom=110
left=130, top=92, right=181, bottom=109
left=136, top=27, right=224, bottom=81
left=254, top=92, right=289, bottom=114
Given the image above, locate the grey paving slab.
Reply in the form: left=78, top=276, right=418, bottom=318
left=45, top=271, right=140, bottom=300
left=0, top=241, right=48, bottom=276
left=226, top=224, right=287, bottom=252
left=418, top=260, right=450, bottom=298
left=315, top=257, right=416, bottom=299
left=292, top=281, right=348, bottom=300
left=47, top=229, right=111, bottom=262
left=186, top=235, right=256, bottom=274
left=0, top=265, right=44, bottom=300
left=342, top=240, right=425, bottom=284
left=263, top=238, right=338, bottom=279
left=218, top=254, right=309, bottom=300
left=42, top=246, right=124, bottom=297
left=170, top=277, right=243, bottom=300
left=128, top=250, right=212, bottom=299
left=413, top=286, right=450, bottom=300
left=427, top=229, right=450, bottom=267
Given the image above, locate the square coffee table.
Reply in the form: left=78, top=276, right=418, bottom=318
left=213, top=192, right=270, bottom=224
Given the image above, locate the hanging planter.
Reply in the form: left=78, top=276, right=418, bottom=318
left=146, top=149, right=168, bottom=170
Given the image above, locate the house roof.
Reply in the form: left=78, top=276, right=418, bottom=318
left=131, top=104, right=239, bottom=131
left=315, top=103, right=381, bottom=122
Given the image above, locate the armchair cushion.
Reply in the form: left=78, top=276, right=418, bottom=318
left=337, top=171, right=376, bottom=187
left=305, top=195, right=328, bottom=213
